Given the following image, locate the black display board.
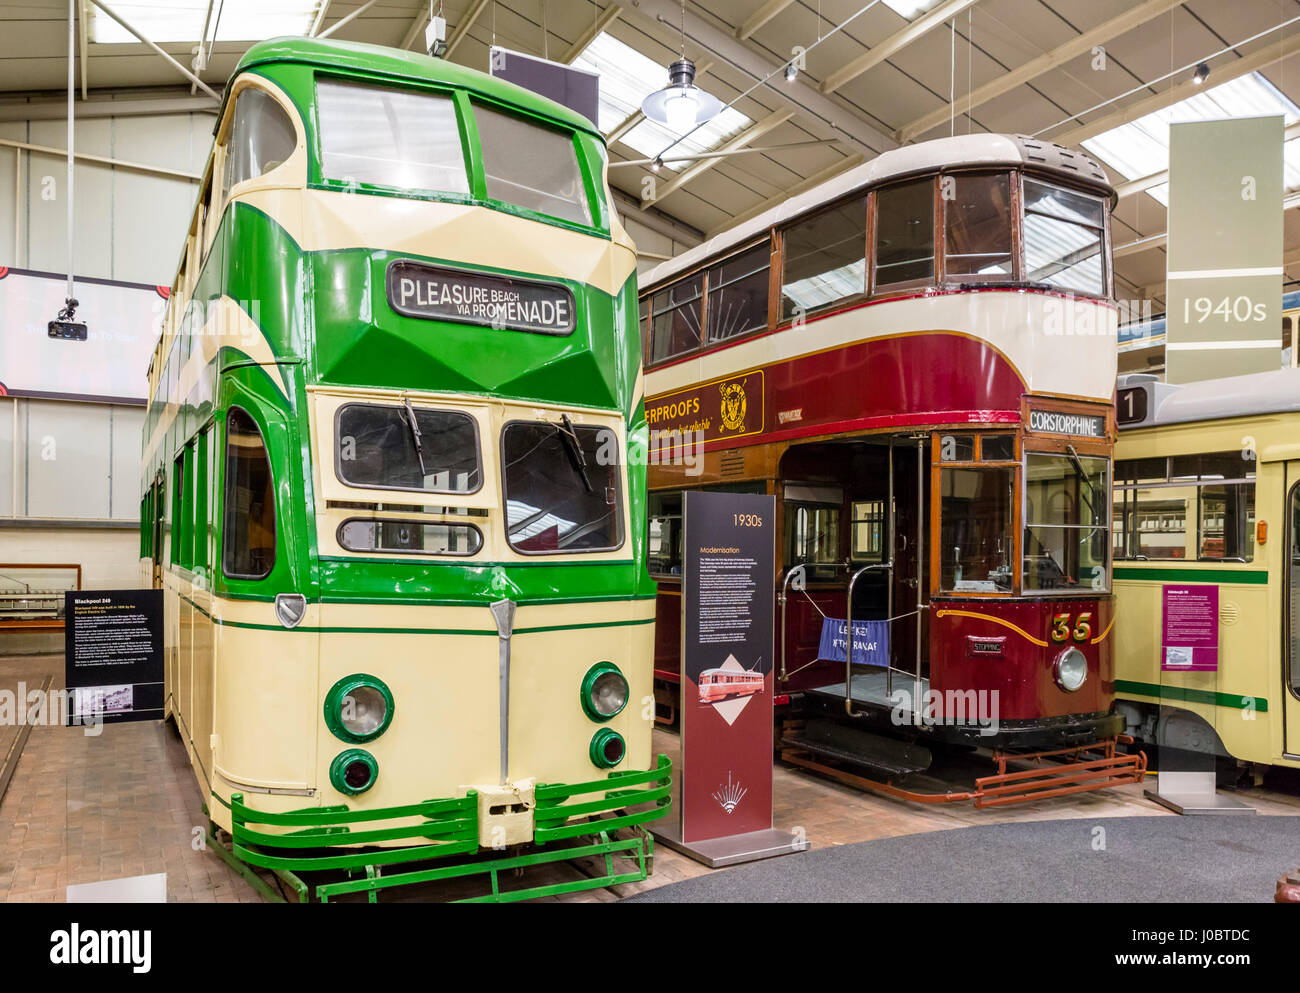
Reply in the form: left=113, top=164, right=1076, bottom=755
left=63, top=589, right=164, bottom=726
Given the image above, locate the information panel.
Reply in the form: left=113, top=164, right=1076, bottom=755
left=63, top=590, right=165, bottom=725
left=1161, top=584, right=1219, bottom=672
left=680, top=490, right=776, bottom=844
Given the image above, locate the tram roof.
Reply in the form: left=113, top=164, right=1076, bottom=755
left=231, top=36, right=602, bottom=140
left=640, top=133, right=1111, bottom=292
left=1119, top=367, right=1300, bottom=428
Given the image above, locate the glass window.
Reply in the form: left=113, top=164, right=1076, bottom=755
left=938, top=433, right=976, bottom=462
left=1115, top=489, right=1189, bottom=560
left=336, top=404, right=480, bottom=494
left=649, top=273, right=703, bottom=364
left=940, top=467, right=1014, bottom=592
left=706, top=241, right=770, bottom=342
left=317, top=79, right=468, bottom=196
left=338, top=519, right=482, bottom=556
left=475, top=103, right=591, bottom=226
left=851, top=500, right=885, bottom=563
left=223, top=88, right=296, bottom=193
left=1289, top=483, right=1300, bottom=695
left=1022, top=178, right=1106, bottom=297
left=1198, top=485, right=1255, bottom=561
left=222, top=407, right=276, bottom=580
left=648, top=490, right=683, bottom=576
left=944, top=173, right=1013, bottom=278
left=780, top=197, right=866, bottom=320
left=874, top=178, right=935, bottom=289
left=981, top=434, right=1015, bottom=461
left=1024, top=453, right=1109, bottom=591
left=784, top=502, right=841, bottom=582
left=170, top=452, right=185, bottom=567
left=502, top=421, right=622, bottom=553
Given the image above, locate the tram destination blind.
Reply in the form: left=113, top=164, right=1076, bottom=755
left=63, top=589, right=164, bottom=726
left=680, top=491, right=776, bottom=843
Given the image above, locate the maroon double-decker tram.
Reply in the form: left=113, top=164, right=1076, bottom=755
left=640, top=134, right=1145, bottom=806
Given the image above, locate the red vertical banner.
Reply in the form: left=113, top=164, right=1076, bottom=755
left=680, top=491, right=776, bottom=844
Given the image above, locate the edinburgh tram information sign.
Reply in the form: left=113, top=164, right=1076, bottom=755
left=652, top=491, right=805, bottom=867
left=63, top=590, right=164, bottom=726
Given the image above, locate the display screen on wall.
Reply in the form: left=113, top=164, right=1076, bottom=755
left=0, top=267, right=165, bottom=404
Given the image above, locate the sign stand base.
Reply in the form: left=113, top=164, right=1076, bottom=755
left=1145, top=772, right=1256, bottom=815
left=652, top=821, right=806, bottom=869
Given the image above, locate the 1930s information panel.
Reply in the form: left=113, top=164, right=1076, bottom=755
left=680, top=490, right=776, bottom=844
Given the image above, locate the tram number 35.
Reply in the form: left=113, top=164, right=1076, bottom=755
left=1050, top=612, right=1092, bottom=643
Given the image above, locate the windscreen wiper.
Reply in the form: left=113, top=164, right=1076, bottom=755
left=557, top=413, right=594, bottom=494
left=402, top=397, right=428, bottom=478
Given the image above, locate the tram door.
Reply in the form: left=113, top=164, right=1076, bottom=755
left=1285, top=475, right=1300, bottom=757
left=151, top=476, right=165, bottom=589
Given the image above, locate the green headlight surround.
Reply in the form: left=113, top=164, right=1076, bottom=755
left=329, top=748, right=378, bottom=796
left=324, top=673, right=394, bottom=743
left=589, top=728, right=626, bottom=769
left=580, top=662, right=629, bottom=722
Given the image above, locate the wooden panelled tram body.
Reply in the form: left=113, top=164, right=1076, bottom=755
left=137, top=37, right=668, bottom=902
left=1113, top=371, right=1300, bottom=776
left=642, top=134, right=1145, bottom=805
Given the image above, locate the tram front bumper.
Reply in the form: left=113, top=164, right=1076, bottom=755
left=226, top=754, right=672, bottom=874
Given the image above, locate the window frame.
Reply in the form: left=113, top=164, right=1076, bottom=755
left=932, top=431, right=1023, bottom=596
left=332, top=401, right=484, bottom=498
left=1021, top=449, right=1112, bottom=595
left=778, top=194, right=868, bottom=324
left=221, top=404, right=277, bottom=582
left=336, top=516, right=484, bottom=558
left=939, top=169, right=1019, bottom=285
left=1019, top=173, right=1111, bottom=299
left=870, top=175, right=939, bottom=296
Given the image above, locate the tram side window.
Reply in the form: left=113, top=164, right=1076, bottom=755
left=170, top=452, right=185, bottom=568
left=1024, top=453, right=1109, bottom=591
left=224, top=89, right=296, bottom=194
left=648, top=491, right=683, bottom=576
left=1289, top=484, right=1300, bottom=695
left=317, top=79, right=469, bottom=196
left=1022, top=178, right=1106, bottom=297
left=474, top=104, right=592, bottom=227
left=1113, top=453, right=1255, bottom=562
left=851, top=500, right=885, bottom=563
left=785, top=494, right=842, bottom=582
left=706, top=241, right=770, bottom=342
left=944, top=172, right=1013, bottom=279
left=939, top=468, right=1014, bottom=592
left=780, top=196, right=866, bottom=321
left=874, top=178, right=935, bottom=290
left=649, top=273, right=703, bottom=364
left=223, top=407, right=276, bottom=580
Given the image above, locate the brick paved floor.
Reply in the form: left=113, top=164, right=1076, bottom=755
left=2, top=652, right=1297, bottom=903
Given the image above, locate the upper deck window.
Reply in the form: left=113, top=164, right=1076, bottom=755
left=874, top=178, right=935, bottom=290
left=224, top=89, right=296, bottom=194
left=317, top=79, right=469, bottom=196
left=336, top=403, right=480, bottom=495
left=474, top=103, right=593, bottom=227
left=1022, top=178, right=1106, bottom=297
left=781, top=196, right=866, bottom=320
left=706, top=241, right=769, bottom=342
left=944, top=173, right=1013, bottom=279
left=649, top=273, right=703, bottom=364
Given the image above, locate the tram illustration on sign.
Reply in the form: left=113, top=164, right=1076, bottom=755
left=698, top=662, right=765, bottom=703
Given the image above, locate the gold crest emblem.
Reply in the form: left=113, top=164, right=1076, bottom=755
left=719, top=381, right=747, bottom=432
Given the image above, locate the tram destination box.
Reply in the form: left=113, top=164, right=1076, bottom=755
left=63, top=589, right=164, bottom=726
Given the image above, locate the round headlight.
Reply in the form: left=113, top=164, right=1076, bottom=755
left=330, top=748, right=378, bottom=795
left=589, top=728, right=626, bottom=769
left=324, top=675, right=394, bottom=743
left=1054, top=647, right=1088, bottom=693
left=581, top=662, right=629, bottom=721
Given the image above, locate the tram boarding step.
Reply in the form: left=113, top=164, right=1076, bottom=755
left=806, top=672, right=930, bottom=712
left=783, top=718, right=932, bottom=779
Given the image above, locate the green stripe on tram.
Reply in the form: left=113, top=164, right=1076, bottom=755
left=1112, top=566, right=1268, bottom=584
left=1114, top=679, right=1268, bottom=712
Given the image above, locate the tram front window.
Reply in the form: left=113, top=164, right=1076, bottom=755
left=502, top=421, right=623, bottom=553
left=1024, top=453, right=1110, bottom=592
left=336, top=403, right=481, bottom=494
left=939, top=467, right=1014, bottom=593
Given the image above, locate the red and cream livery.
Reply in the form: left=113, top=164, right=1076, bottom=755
left=642, top=133, right=1144, bottom=801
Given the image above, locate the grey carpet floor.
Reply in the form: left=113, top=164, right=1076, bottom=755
left=625, top=815, right=1300, bottom=902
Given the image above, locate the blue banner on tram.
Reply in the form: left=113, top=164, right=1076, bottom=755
left=818, top=618, right=889, bottom=667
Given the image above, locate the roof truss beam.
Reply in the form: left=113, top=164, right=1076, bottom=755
left=641, top=108, right=794, bottom=206
left=820, top=0, right=981, bottom=96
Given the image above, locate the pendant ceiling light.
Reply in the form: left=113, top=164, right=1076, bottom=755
left=641, top=2, right=720, bottom=134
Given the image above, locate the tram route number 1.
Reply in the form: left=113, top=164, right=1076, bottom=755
left=1050, top=612, right=1092, bottom=643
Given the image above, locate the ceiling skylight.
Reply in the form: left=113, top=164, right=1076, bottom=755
left=1082, top=72, right=1300, bottom=206
left=89, top=0, right=323, bottom=45
left=882, top=0, right=945, bottom=19
left=572, top=31, right=752, bottom=167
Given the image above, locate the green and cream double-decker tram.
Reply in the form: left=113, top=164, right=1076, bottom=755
left=139, top=37, right=668, bottom=902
